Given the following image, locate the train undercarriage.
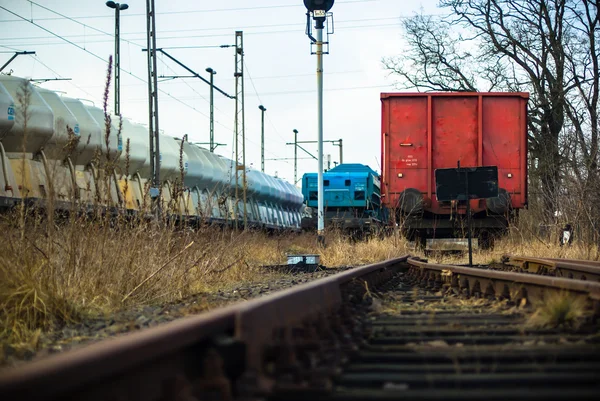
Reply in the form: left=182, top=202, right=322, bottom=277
left=398, top=211, right=515, bottom=250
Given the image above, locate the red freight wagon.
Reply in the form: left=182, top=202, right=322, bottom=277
left=381, top=92, right=528, bottom=246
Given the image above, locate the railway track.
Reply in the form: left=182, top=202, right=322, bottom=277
left=498, top=255, right=600, bottom=281
left=1, top=256, right=599, bottom=401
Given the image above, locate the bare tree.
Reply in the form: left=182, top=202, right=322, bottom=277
left=383, top=0, right=598, bottom=225
left=383, top=14, right=479, bottom=92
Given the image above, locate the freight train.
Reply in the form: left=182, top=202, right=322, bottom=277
left=300, top=163, right=385, bottom=233
left=0, top=75, right=304, bottom=230
left=301, top=92, right=528, bottom=248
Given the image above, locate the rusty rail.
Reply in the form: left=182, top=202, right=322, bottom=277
left=0, top=256, right=409, bottom=401
left=502, top=255, right=600, bottom=282
left=407, top=257, right=600, bottom=307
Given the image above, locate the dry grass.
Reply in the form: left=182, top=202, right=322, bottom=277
left=2, top=203, right=599, bottom=355
left=424, top=227, right=600, bottom=266
left=527, top=292, right=588, bottom=329
left=0, top=213, right=410, bottom=349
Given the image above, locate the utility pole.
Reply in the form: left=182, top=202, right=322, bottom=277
left=206, top=67, right=216, bottom=152
left=234, top=31, right=246, bottom=230
left=335, top=138, right=343, bottom=164
left=259, top=105, right=266, bottom=172
left=106, top=1, right=128, bottom=115
left=316, top=24, right=324, bottom=236
left=293, top=129, right=298, bottom=184
left=146, top=0, right=160, bottom=216
left=304, top=0, right=334, bottom=241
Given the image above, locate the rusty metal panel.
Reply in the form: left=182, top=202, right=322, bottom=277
left=431, top=96, right=479, bottom=171
left=381, top=92, right=528, bottom=215
left=381, top=96, right=428, bottom=206
left=482, top=96, right=527, bottom=208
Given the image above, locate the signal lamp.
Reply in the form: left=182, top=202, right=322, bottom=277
left=106, top=1, right=129, bottom=10
left=303, top=0, right=334, bottom=12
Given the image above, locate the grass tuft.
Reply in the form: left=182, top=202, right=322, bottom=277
left=527, top=292, right=587, bottom=329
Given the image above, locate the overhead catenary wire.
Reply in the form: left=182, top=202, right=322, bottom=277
left=156, top=57, right=234, bottom=133
left=242, top=59, right=288, bottom=145
left=5, top=1, right=236, bottom=118
left=61, top=70, right=367, bottom=90
left=27, top=54, right=98, bottom=101
left=0, top=2, right=378, bottom=184
left=1, top=2, right=292, bottom=174
left=0, top=44, right=25, bottom=52
left=22, top=0, right=145, bottom=49
left=0, top=16, right=405, bottom=41
left=126, top=84, right=395, bottom=101
left=0, top=22, right=407, bottom=47
left=242, top=59, right=295, bottom=172
left=0, top=4, right=217, bottom=124
left=0, top=1, right=381, bottom=23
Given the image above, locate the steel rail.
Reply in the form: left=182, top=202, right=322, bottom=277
left=544, top=257, right=600, bottom=267
left=0, top=256, right=409, bottom=401
left=407, top=257, right=600, bottom=305
left=502, top=255, right=600, bottom=281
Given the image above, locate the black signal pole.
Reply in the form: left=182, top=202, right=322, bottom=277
left=206, top=67, right=216, bottom=152
left=106, top=1, right=129, bottom=115
left=259, top=105, right=266, bottom=172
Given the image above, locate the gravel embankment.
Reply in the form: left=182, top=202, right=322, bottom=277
left=2, top=266, right=351, bottom=368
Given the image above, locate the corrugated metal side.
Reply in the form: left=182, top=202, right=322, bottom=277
left=481, top=96, right=528, bottom=208
left=381, top=92, right=528, bottom=215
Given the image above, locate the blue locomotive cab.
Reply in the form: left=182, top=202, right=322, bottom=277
left=301, top=164, right=384, bottom=231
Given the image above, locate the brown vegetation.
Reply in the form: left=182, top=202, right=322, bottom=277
left=0, top=217, right=410, bottom=349
left=527, top=292, right=587, bottom=329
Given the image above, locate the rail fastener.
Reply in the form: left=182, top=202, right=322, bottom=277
left=502, top=255, right=600, bottom=282
left=407, top=257, right=600, bottom=312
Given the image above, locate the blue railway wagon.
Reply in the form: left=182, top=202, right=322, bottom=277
left=301, top=163, right=384, bottom=231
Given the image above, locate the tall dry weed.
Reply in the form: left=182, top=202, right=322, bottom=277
left=0, top=218, right=409, bottom=347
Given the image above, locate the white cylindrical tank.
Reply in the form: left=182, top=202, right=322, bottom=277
left=288, top=181, right=304, bottom=207
left=181, top=140, right=205, bottom=189
left=220, top=157, right=235, bottom=189
left=202, top=149, right=232, bottom=193
left=85, top=105, right=120, bottom=161
left=138, top=134, right=182, bottom=182
left=62, top=97, right=102, bottom=166
left=158, top=133, right=179, bottom=181
left=247, top=170, right=267, bottom=201
left=285, top=180, right=303, bottom=207
left=269, top=175, right=287, bottom=203
left=260, top=173, right=277, bottom=203
left=243, top=167, right=260, bottom=198
left=36, top=88, right=79, bottom=160
left=275, top=178, right=293, bottom=208
left=172, top=137, right=189, bottom=179
left=223, top=157, right=248, bottom=196
left=193, top=146, right=220, bottom=192
left=117, top=118, right=147, bottom=175
left=211, top=153, right=231, bottom=192
left=0, top=75, right=54, bottom=154
left=0, top=82, right=15, bottom=138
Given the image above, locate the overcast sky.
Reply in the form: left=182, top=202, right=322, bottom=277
left=0, top=0, right=439, bottom=185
